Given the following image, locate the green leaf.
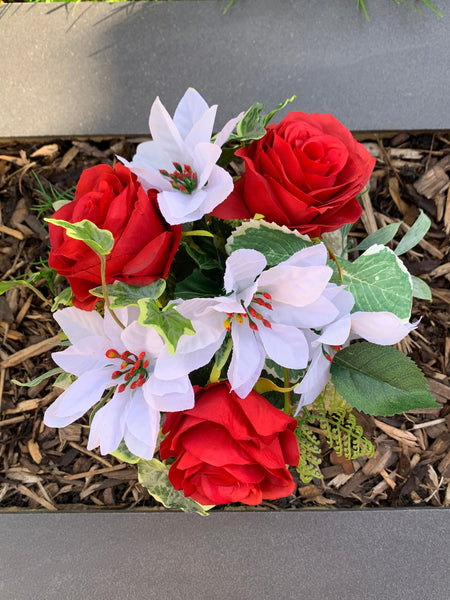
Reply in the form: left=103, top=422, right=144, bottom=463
left=110, top=440, right=140, bottom=464
left=263, top=358, right=303, bottom=384
left=175, top=270, right=223, bottom=300
left=395, top=210, right=431, bottom=256
left=90, top=280, right=166, bottom=309
left=330, top=342, right=439, bottom=416
left=351, top=222, right=402, bottom=252
left=137, top=299, right=195, bottom=354
left=0, top=279, right=49, bottom=305
left=138, top=459, right=212, bottom=516
left=339, top=246, right=413, bottom=319
left=45, top=218, right=114, bottom=256
left=181, top=239, right=219, bottom=271
left=234, top=102, right=267, bottom=141
left=51, top=287, right=73, bottom=312
left=263, top=95, right=296, bottom=127
left=12, top=367, right=64, bottom=388
left=411, top=275, right=432, bottom=301
left=226, top=220, right=313, bottom=267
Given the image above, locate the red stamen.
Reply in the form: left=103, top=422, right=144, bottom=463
left=249, top=321, right=259, bottom=331
left=118, top=383, right=126, bottom=393
left=105, top=349, right=119, bottom=359
left=262, top=292, right=272, bottom=300
left=262, top=319, right=272, bottom=329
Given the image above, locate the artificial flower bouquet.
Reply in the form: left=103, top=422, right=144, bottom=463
left=18, top=88, right=438, bottom=513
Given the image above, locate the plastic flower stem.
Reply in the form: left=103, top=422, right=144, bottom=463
left=326, top=245, right=344, bottom=285
left=99, top=254, right=125, bottom=330
left=181, top=230, right=215, bottom=238
left=283, top=368, right=291, bottom=414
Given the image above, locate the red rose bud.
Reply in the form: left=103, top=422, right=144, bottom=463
left=212, top=112, right=375, bottom=237
left=48, top=163, right=181, bottom=310
left=160, top=381, right=299, bottom=506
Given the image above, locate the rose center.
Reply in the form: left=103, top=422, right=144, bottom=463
left=105, top=349, right=150, bottom=393
left=223, top=291, right=273, bottom=332
left=159, top=162, right=198, bottom=194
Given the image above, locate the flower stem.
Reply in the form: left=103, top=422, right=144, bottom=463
left=100, top=255, right=125, bottom=330
left=326, top=245, right=344, bottom=285
left=283, top=368, right=291, bottom=414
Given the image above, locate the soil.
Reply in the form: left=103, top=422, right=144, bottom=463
left=0, top=133, right=449, bottom=511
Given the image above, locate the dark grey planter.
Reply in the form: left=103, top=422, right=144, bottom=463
left=0, top=0, right=449, bottom=138
left=1, top=1, right=449, bottom=598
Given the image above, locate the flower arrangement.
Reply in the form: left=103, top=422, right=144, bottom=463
left=16, top=88, right=438, bottom=514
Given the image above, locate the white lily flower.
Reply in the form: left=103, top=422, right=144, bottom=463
left=294, top=299, right=420, bottom=414
left=119, top=88, right=243, bottom=225
left=44, top=306, right=194, bottom=459
left=156, top=243, right=337, bottom=398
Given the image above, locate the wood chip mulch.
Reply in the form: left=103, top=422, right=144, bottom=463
left=0, top=133, right=449, bottom=511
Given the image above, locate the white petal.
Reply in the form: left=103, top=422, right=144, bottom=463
left=173, top=88, right=210, bottom=139
left=123, top=392, right=160, bottom=459
left=224, top=249, right=266, bottom=294
left=280, top=243, right=328, bottom=268
left=257, top=264, right=332, bottom=307
left=318, top=314, right=352, bottom=346
left=257, top=322, right=309, bottom=369
left=88, top=391, right=129, bottom=455
left=193, top=142, right=222, bottom=189
left=351, top=312, right=418, bottom=345
left=155, top=319, right=225, bottom=379
left=121, top=320, right=164, bottom=360
left=149, top=96, right=186, bottom=161
left=294, top=348, right=331, bottom=415
left=123, top=428, right=157, bottom=461
left=44, top=368, right=112, bottom=427
left=51, top=337, right=109, bottom=377
left=197, top=164, right=234, bottom=215
left=185, top=106, right=218, bottom=150
left=214, top=112, right=245, bottom=148
left=53, top=307, right=104, bottom=345
left=271, top=296, right=339, bottom=329
left=157, top=188, right=207, bottom=225
left=228, top=323, right=265, bottom=398
left=145, top=375, right=194, bottom=412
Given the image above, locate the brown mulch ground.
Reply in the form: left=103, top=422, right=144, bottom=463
left=0, top=133, right=449, bottom=512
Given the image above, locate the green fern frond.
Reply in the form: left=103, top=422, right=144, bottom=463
left=312, top=383, right=375, bottom=461
left=295, top=411, right=323, bottom=483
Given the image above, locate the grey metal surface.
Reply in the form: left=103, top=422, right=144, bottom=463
left=0, top=0, right=448, bottom=138
left=0, top=509, right=449, bottom=600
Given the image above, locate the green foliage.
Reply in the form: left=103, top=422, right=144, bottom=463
left=175, top=270, right=223, bottom=300
left=12, top=367, right=65, bottom=388
left=313, top=384, right=375, bottom=460
left=138, top=458, right=213, bottom=515
left=263, top=358, right=303, bottom=385
left=295, top=383, right=375, bottom=484
left=33, top=172, right=75, bottom=217
left=295, top=412, right=323, bottom=484
left=411, top=275, right=432, bottom=301
left=337, top=246, right=413, bottom=319
left=226, top=220, right=313, bottom=267
left=137, top=299, right=195, bottom=354
left=358, top=0, right=443, bottom=20
left=394, top=210, right=431, bottom=256
left=90, top=280, right=166, bottom=308
left=51, top=287, right=74, bottom=311
left=227, top=96, right=296, bottom=143
left=330, top=342, right=439, bottom=415
left=351, top=222, right=402, bottom=252
left=110, top=440, right=140, bottom=464
left=45, top=218, right=114, bottom=256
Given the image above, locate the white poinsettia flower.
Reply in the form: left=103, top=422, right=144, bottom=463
left=293, top=298, right=420, bottom=414
left=156, top=243, right=338, bottom=398
left=44, top=306, right=194, bottom=459
left=119, top=88, right=243, bottom=225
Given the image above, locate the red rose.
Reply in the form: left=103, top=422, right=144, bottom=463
left=48, top=163, right=181, bottom=310
left=212, top=112, right=375, bottom=237
left=160, top=382, right=299, bottom=506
